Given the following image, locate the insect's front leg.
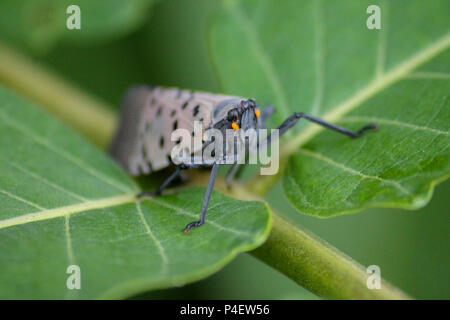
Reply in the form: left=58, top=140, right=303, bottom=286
left=265, top=112, right=377, bottom=146
left=184, top=162, right=220, bottom=233
left=137, top=159, right=210, bottom=198
left=137, top=166, right=184, bottom=198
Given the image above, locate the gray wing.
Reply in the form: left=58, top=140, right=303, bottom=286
left=109, top=85, right=239, bottom=176
left=109, top=86, right=152, bottom=175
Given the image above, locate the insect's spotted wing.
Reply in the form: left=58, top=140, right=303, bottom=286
left=110, top=85, right=239, bottom=175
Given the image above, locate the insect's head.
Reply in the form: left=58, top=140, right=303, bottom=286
left=225, top=99, right=261, bottom=131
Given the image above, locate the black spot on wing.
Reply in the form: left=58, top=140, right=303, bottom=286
left=141, top=143, right=153, bottom=174
left=170, top=109, right=176, bottom=117
left=193, top=105, right=200, bottom=117
left=181, top=101, right=188, bottom=109
left=159, top=136, right=165, bottom=148
left=173, top=120, right=178, bottom=131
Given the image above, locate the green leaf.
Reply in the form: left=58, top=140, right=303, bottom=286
left=0, top=86, right=271, bottom=299
left=209, top=0, right=450, bottom=216
left=0, top=0, right=156, bottom=53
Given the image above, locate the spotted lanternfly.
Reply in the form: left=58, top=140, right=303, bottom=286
left=110, top=85, right=377, bottom=233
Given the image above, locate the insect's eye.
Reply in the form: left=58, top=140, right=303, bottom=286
left=254, top=109, right=260, bottom=118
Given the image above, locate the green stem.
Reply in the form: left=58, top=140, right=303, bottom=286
left=251, top=213, right=411, bottom=299
left=0, top=42, right=411, bottom=299
left=193, top=176, right=411, bottom=299
left=0, top=42, right=115, bottom=149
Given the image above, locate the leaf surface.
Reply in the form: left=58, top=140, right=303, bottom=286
left=0, top=87, right=271, bottom=299
left=209, top=0, right=450, bottom=216
left=0, top=0, right=156, bottom=53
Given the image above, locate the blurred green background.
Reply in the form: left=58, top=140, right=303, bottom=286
left=0, top=0, right=448, bottom=299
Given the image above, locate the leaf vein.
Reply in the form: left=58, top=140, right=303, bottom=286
left=375, top=0, right=389, bottom=78
left=312, top=0, right=324, bottom=116
left=297, top=148, right=411, bottom=195
left=281, top=33, right=450, bottom=158
left=147, top=197, right=252, bottom=237
left=339, top=116, right=449, bottom=136
left=0, top=194, right=136, bottom=230
left=64, top=214, right=75, bottom=265
left=226, top=1, right=290, bottom=119
left=0, top=111, right=133, bottom=193
left=1, top=157, right=88, bottom=201
left=136, top=201, right=169, bottom=274
left=0, top=189, right=46, bottom=211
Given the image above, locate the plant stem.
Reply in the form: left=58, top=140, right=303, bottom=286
left=0, top=42, right=115, bottom=149
left=0, top=42, right=411, bottom=299
left=251, top=213, right=411, bottom=299
left=190, top=174, right=411, bottom=299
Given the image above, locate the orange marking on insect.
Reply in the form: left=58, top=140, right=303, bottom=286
left=254, top=109, right=260, bottom=118
left=232, top=122, right=239, bottom=130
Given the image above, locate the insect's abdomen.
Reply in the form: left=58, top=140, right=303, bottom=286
left=110, top=85, right=237, bottom=176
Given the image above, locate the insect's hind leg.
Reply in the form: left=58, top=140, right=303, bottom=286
left=225, top=164, right=245, bottom=189
left=184, top=162, right=219, bottom=233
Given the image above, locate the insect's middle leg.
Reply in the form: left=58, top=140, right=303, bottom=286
left=225, top=163, right=245, bottom=189
left=261, top=104, right=275, bottom=122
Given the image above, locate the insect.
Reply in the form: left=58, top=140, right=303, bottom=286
left=110, top=85, right=377, bottom=233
